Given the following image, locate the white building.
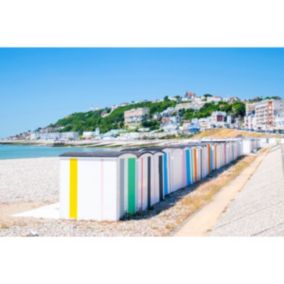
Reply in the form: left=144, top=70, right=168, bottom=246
left=181, top=119, right=200, bottom=133
left=82, top=128, right=100, bottom=139
left=244, top=115, right=257, bottom=130
left=161, top=116, right=180, bottom=133
left=211, top=111, right=227, bottom=127
left=60, top=132, right=79, bottom=141
left=198, top=118, right=212, bottom=130
left=245, top=99, right=284, bottom=131
left=275, top=115, right=284, bottom=131
left=30, top=131, right=79, bottom=141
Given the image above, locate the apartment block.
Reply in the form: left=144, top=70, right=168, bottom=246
left=244, top=99, right=284, bottom=131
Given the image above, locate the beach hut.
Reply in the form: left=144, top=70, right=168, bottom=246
left=60, top=150, right=155, bottom=221
left=119, top=151, right=154, bottom=214
left=59, top=138, right=253, bottom=222
left=60, top=151, right=125, bottom=221
left=122, top=147, right=168, bottom=206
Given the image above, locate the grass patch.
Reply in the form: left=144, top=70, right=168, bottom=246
left=192, top=129, right=280, bottom=139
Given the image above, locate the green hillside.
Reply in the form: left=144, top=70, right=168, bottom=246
left=49, top=98, right=245, bottom=134
left=50, top=99, right=177, bottom=133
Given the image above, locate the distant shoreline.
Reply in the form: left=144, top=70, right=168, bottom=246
left=0, top=139, right=166, bottom=149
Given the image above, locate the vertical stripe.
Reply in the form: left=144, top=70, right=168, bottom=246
left=207, top=144, right=211, bottom=173
left=159, top=155, right=164, bottom=201
left=185, top=149, right=191, bottom=186
left=163, top=153, right=169, bottom=195
left=69, top=159, right=78, bottom=219
left=128, top=158, right=136, bottom=215
left=147, top=157, right=151, bottom=209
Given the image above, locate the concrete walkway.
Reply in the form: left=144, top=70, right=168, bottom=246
left=210, top=145, right=284, bottom=236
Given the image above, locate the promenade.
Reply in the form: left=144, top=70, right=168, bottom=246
left=210, top=145, right=284, bottom=236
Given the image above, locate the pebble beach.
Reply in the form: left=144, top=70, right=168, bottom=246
left=0, top=156, right=191, bottom=236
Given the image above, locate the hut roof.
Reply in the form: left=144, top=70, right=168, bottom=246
left=60, top=150, right=152, bottom=158
left=121, top=146, right=164, bottom=153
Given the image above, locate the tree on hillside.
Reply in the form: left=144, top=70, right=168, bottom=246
left=231, top=102, right=245, bottom=117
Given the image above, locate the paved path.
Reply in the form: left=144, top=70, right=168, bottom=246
left=210, top=145, right=284, bottom=236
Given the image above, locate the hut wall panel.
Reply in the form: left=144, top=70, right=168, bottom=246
left=142, top=157, right=149, bottom=211
left=77, top=160, right=102, bottom=220
left=202, top=148, right=208, bottom=178
left=102, top=160, right=119, bottom=221
left=152, top=156, right=160, bottom=205
left=197, top=149, right=202, bottom=181
left=137, top=158, right=143, bottom=211
left=193, top=148, right=198, bottom=183
left=59, top=159, right=70, bottom=219
left=200, top=148, right=204, bottom=178
left=210, top=146, right=215, bottom=171
left=174, top=154, right=182, bottom=190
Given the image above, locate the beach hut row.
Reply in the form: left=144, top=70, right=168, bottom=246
left=59, top=139, right=258, bottom=221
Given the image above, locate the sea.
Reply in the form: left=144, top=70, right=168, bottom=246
left=0, top=144, right=102, bottom=160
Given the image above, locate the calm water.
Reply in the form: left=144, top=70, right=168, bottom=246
left=0, top=144, right=102, bottom=160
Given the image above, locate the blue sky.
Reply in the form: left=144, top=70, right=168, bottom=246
left=0, top=48, right=283, bottom=138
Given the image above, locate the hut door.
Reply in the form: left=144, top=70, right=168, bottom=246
left=159, top=155, right=164, bottom=201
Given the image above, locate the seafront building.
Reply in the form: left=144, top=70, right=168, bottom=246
left=211, top=111, right=227, bottom=126
left=244, top=99, right=284, bottom=131
left=30, top=131, right=79, bottom=141
left=82, top=128, right=100, bottom=139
